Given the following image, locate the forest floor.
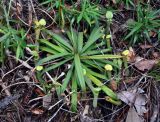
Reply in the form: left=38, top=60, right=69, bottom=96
left=0, top=0, right=160, bottom=122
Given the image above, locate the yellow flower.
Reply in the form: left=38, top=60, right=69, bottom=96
left=34, top=20, right=40, bottom=27
left=36, top=66, right=43, bottom=71
left=106, top=34, right=112, bottom=39
left=39, top=19, right=46, bottom=26
left=105, top=64, right=113, bottom=71
left=122, top=50, right=129, bottom=56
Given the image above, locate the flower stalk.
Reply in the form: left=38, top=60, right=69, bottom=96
left=122, top=50, right=130, bottom=75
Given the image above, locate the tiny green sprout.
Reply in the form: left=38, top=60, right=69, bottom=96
left=106, top=11, right=113, bottom=21
left=122, top=50, right=130, bottom=75
left=105, top=64, right=113, bottom=79
left=36, top=65, right=43, bottom=71
left=39, top=19, right=46, bottom=26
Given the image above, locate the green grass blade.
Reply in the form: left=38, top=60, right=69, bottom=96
left=125, top=22, right=143, bottom=40
left=0, top=32, right=10, bottom=42
left=74, top=54, right=86, bottom=91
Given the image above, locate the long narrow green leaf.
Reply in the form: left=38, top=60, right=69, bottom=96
left=39, top=39, right=66, bottom=53
left=125, top=22, right=143, bottom=40
left=82, top=48, right=112, bottom=56
left=85, top=77, right=100, bottom=107
left=81, top=54, right=122, bottom=59
left=61, top=64, right=74, bottom=93
left=82, top=60, right=104, bottom=71
left=42, top=58, right=72, bottom=73
left=86, top=73, right=118, bottom=100
left=66, top=31, right=74, bottom=48
left=77, top=32, right=83, bottom=53
left=98, top=59, right=120, bottom=69
left=71, top=74, right=77, bottom=112
left=37, top=53, right=70, bottom=65
left=74, top=54, right=86, bottom=91
left=82, top=27, right=103, bottom=53
left=40, top=46, right=58, bottom=54
left=83, top=65, right=107, bottom=80
left=45, top=30, right=73, bottom=51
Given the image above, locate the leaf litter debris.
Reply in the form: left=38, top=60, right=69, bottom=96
left=118, top=88, right=148, bottom=119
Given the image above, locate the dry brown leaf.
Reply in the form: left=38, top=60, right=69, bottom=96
left=134, top=59, right=158, bottom=71
left=140, top=44, right=153, bottom=49
left=128, top=47, right=136, bottom=63
left=134, top=94, right=148, bottom=115
left=109, top=80, right=117, bottom=91
left=118, top=88, right=147, bottom=116
left=117, top=90, right=136, bottom=106
left=126, top=107, right=144, bottom=122
left=152, top=52, right=159, bottom=58
left=124, top=77, right=137, bottom=83
left=31, top=108, right=44, bottom=115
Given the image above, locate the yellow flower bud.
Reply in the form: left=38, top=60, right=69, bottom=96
left=122, top=50, right=129, bottom=56
left=106, top=34, right=112, bottom=39
left=36, top=66, right=43, bottom=71
left=39, top=19, right=46, bottom=26
left=106, top=11, right=113, bottom=19
left=34, top=20, right=40, bottom=27
left=104, top=64, right=113, bottom=71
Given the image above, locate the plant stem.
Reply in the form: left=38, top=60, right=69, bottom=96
left=123, top=57, right=129, bottom=75
left=86, top=73, right=118, bottom=101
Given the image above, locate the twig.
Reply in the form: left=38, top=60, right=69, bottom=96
left=29, top=0, right=38, bottom=20
left=48, top=103, right=66, bottom=122
left=2, top=56, right=33, bottom=80
left=1, top=82, right=37, bottom=94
